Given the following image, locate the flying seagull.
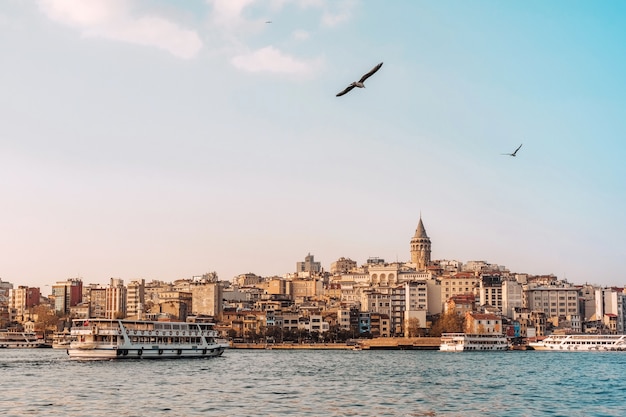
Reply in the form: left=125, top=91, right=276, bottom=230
left=336, top=62, right=383, bottom=97
left=502, top=143, right=523, bottom=157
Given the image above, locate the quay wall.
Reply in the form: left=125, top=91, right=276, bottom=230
left=231, top=337, right=441, bottom=350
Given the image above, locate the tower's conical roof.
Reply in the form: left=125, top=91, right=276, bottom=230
left=414, top=217, right=428, bottom=239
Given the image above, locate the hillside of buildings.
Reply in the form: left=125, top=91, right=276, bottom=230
left=1, top=219, right=624, bottom=341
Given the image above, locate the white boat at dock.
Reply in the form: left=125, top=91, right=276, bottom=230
left=528, top=334, right=626, bottom=351
left=67, top=319, right=226, bottom=360
left=0, top=329, right=51, bottom=348
left=52, top=329, right=75, bottom=348
left=440, top=333, right=509, bottom=352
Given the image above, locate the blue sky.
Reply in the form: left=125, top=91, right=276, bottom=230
left=1, top=0, right=625, bottom=288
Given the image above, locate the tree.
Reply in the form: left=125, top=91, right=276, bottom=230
left=32, top=304, right=59, bottom=338
left=430, top=311, right=465, bottom=337
left=265, top=325, right=282, bottom=343
left=406, top=318, right=421, bottom=337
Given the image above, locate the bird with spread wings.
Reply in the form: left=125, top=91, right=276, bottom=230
left=502, top=143, right=523, bottom=157
left=336, top=62, right=383, bottom=97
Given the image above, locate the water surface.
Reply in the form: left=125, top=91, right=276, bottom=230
left=1, top=349, right=625, bottom=416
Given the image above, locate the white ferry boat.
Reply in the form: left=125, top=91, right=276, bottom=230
left=52, top=330, right=74, bottom=349
left=529, top=334, right=626, bottom=351
left=440, top=333, right=509, bottom=352
left=67, top=319, right=226, bottom=360
left=0, top=330, right=51, bottom=348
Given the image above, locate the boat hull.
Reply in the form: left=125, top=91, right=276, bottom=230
left=67, top=346, right=225, bottom=360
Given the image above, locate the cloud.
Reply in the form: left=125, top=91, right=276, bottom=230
left=231, top=46, right=321, bottom=75
left=320, top=0, right=356, bottom=27
left=37, top=0, right=202, bottom=59
left=292, top=30, right=310, bottom=41
left=209, top=0, right=256, bottom=28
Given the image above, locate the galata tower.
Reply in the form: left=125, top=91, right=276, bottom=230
left=410, top=216, right=431, bottom=270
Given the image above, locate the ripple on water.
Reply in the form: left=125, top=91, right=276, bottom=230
left=2, top=349, right=626, bottom=416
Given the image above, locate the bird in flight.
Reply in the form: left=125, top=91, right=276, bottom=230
left=502, top=143, right=523, bottom=157
left=336, top=62, right=383, bottom=97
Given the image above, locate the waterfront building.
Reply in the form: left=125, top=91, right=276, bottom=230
left=89, top=287, right=106, bottom=318
left=579, top=284, right=597, bottom=321
left=440, top=272, right=479, bottom=303
left=358, top=312, right=371, bottom=334
left=360, top=289, right=392, bottom=316
left=8, top=286, right=40, bottom=322
left=191, top=281, right=222, bottom=318
left=479, top=275, right=503, bottom=313
left=369, top=312, right=391, bottom=337
left=524, top=284, right=579, bottom=319
left=501, top=278, right=524, bottom=318
left=390, top=285, right=405, bottom=335
left=303, top=314, right=329, bottom=333
left=464, top=311, right=502, bottom=335
left=158, top=290, right=192, bottom=321
left=445, top=294, right=475, bottom=316
left=106, top=278, right=126, bottom=319
left=337, top=307, right=359, bottom=333
left=126, top=279, right=145, bottom=318
left=52, top=278, right=82, bottom=315
left=593, top=287, right=626, bottom=334
left=0, top=280, right=14, bottom=322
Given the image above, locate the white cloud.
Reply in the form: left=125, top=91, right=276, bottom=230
left=292, top=30, right=310, bottom=41
left=209, top=0, right=256, bottom=28
left=37, top=0, right=202, bottom=59
left=231, top=46, right=321, bottom=76
left=320, top=0, right=356, bottom=27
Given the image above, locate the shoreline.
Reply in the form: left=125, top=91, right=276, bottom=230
left=231, top=337, right=442, bottom=350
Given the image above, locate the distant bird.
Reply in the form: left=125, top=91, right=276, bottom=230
left=265, top=21, right=272, bottom=23
left=336, top=62, right=383, bottom=97
left=502, top=143, right=523, bottom=157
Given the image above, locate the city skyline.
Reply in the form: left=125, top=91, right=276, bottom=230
left=1, top=1, right=625, bottom=288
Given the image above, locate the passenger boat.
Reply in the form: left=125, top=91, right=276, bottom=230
left=528, top=334, right=626, bottom=351
left=0, top=329, right=51, bottom=348
left=440, top=333, right=509, bottom=352
left=51, top=329, right=74, bottom=349
left=67, top=319, right=226, bottom=360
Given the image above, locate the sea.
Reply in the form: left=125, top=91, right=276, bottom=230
left=1, top=348, right=625, bottom=417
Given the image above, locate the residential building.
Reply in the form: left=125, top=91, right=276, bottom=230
left=296, top=253, right=321, bottom=276
left=126, top=279, right=145, bottom=318
left=52, top=278, right=82, bottom=315
left=105, top=278, right=126, bottom=319
left=465, top=311, right=502, bottom=334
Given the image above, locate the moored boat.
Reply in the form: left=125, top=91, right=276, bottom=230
left=529, top=334, right=626, bottom=351
left=67, top=319, right=226, bottom=360
left=440, top=333, right=509, bottom=352
left=0, top=329, right=51, bottom=348
left=51, top=328, right=75, bottom=348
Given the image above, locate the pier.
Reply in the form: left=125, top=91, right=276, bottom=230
left=231, top=337, right=441, bottom=350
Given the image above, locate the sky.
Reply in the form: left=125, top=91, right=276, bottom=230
left=1, top=0, right=625, bottom=289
